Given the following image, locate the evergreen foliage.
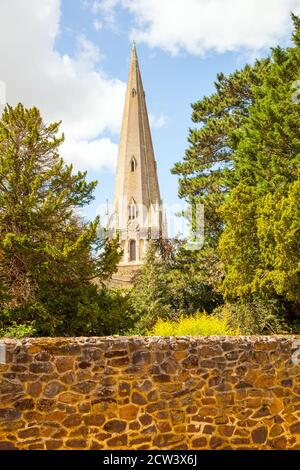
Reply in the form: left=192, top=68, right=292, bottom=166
left=0, top=104, right=123, bottom=336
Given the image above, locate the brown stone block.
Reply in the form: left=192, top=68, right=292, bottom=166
left=60, top=371, right=76, bottom=384
left=15, top=353, right=32, bottom=364
left=231, top=438, right=251, bottom=445
left=78, top=402, right=91, bottom=413
left=43, top=410, right=66, bottom=423
left=171, top=410, right=185, bottom=425
left=58, top=392, right=81, bottom=404
left=153, top=433, right=185, bottom=448
left=95, top=432, right=111, bottom=441
left=18, top=427, right=40, bottom=439
left=104, top=419, right=127, bottom=433
left=55, top=357, right=74, bottom=373
left=27, top=345, right=42, bottom=354
left=29, top=362, right=54, bottom=374
left=269, top=424, right=284, bottom=437
left=105, top=350, right=128, bottom=358
left=69, top=425, right=89, bottom=437
left=132, top=351, right=151, bottom=365
left=209, top=436, right=224, bottom=449
left=13, top=398, right=34, bottom=411
left=130, top=436, right=152, bottom=446
left=251, top=426, right=268, bottom=444
left=0, top=380, right=23, bottom=395
left=146, top=401, right=167, bottom=414
left=219, top=425, right=235, bottom=437
left=45, top=439, right=63, bottom=450
left=71, top=380, right=96, bottom=394
left=129, top=421, right=141, bottom=430
left=37, top=399, right=55, bottom=412
left=66, top=439, right=87, bottom=449
left=44, top=381, right=66, bottom=398
left=269, top=436, right=287, bottom=450
left=11, top=365, right=27, bottom=373
left=269, top=397, right=284, bottom=415
left=119, top=404, right=139, bottom=420
left=90, top=441, right=104, bottom=450
left=83, top=414, right=105, bottom=427
left=197, top=406, right=218, bottom=417
left=191, top=437, right=207, bottom=448
left=27, top=382, right=42, bottom=397
left=107, top=434, right=128, bottom=448
left=63, top=414, right=82, bottom=427
left=49, top=343, right=81, bottom=356
left=141, top=424, right=157, bottom=434
left=234, top=428, right=249, bottom=437
left=215, top=415, right=229, bottom=425
left=153, top=374, right=171, bottom=384
left=132, top=391, right=147, bottom=405
left=290, top=422, right=300, bottom=434
left=35, top=351, right=52, bottom=362
left=78, top=361, right=91, bottom=369
left=147, top=390, right=159, bottom=402
left=255, top=374, right=275, bottom=388
left=203, top=424, right=215, bottom=434
left=109, top=357, right=129, bottom=367
left=157, top=422, right=172, bottom=433
left=139, top=414, right=153, bottom=426
left=172, top=351, right=186, bottom=362
left=0, top=441, right=16, bottom=450
left=134, top=379, right=153, bottom=393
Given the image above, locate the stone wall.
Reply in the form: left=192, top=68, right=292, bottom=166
left=0, top=336, right=299, bottom=450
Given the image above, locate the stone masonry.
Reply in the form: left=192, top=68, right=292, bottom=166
left=0, top=336, right=299, bottom=450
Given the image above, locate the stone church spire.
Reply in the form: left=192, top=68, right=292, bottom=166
left=110, top=44, right=166, bottom=283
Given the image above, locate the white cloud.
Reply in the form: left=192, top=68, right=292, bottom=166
left=93, top=19, right=103, bottom=31
left=62, top=137, right=118, bottom=172
left=149, top=114, right=168, bottom=129
left=96, top=0, right=300, bottom=55
left=0, top=0, right=125, bottom=173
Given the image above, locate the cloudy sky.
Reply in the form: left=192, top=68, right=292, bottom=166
left=0, top=0, right=300, bottom=223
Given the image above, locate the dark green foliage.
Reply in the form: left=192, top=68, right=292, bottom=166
left=172, top=15, right=300, bottom=333
left=129, top=240, right=222, bottom=334
left=0, top=104, right=122, bottom=336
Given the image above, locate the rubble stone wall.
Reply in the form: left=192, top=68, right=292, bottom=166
left=0, top=336, right=300, bottom=450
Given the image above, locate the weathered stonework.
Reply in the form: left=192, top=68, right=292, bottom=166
left=0, top=336, right=299, bottom=450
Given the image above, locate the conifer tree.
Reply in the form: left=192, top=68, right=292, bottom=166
left=0, top=104, right=122, bottom=335
left=218, top=15, right=300, bottom=326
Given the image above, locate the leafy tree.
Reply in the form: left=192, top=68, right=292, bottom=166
left=172, top=58, right=269, bottom=245
left=129, top=242, right=173, bottom=334
left=129, top=240, right=222, bottom=333
left=0, top=104, right=122, bottom=336
left=218, top=15, right=300, bottom=328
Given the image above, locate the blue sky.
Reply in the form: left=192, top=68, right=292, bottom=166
left=0, top=0, right=300, bottom=228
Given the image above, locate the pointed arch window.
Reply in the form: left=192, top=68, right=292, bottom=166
left=131, top=88, right=137, bottom=98
left=128, top=198, right=137, bottom=220
left=130, top=156, right=137, bottom=172
left=129, top=239, right=136, bottom=262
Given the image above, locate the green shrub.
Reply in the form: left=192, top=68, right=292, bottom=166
left=214, top=298, right=291, bottom=335
left=0, top=322, right=36, bottom=339
left=149, top=312, right=239, bottom=336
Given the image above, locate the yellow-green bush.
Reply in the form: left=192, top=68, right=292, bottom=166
left=149, top=312, right=239, bottom=336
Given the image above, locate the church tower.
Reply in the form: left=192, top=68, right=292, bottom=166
left=109, top=43, right=166, bottom=285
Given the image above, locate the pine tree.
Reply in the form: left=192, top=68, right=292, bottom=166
left=0, top=104, right=122, bottom=335
left=218, top=16, right=300, bottom=327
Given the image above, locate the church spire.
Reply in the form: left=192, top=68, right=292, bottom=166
left=110, top=44, right=166, bottom=277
